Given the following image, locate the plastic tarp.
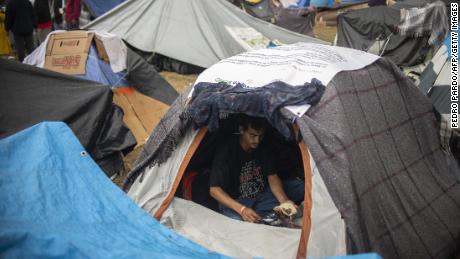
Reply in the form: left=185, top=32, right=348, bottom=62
left=0, top=59, right=136, bottom=177
left=336, top=0, right=433, bottom=67
left=83, top=0, right=125, bottom=17
left=0, top=122, right=229, bottom=259
left=83, top=0, right=327, bottom=68
left=75, top=45, right=130, bottom=87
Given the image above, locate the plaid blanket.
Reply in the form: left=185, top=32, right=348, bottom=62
left=297, top=58, right=460, bottom=258
left=398, top=1, right=449, bottom=47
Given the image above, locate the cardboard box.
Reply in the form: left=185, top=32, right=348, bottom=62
left=44, top=31, right=94, bottom=75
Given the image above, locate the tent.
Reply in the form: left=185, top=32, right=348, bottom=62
left=122, top=43, right=460, bottom=258
left=417, top=33, right=460, bottom=160
left=82, top=0, right=125, bottom=17
left=270, top=1, right=316, bottom=37
left=336, top=0, right=449, bottom=67
left=0, top=59, right=136, bottom=178
left=0, top=121, right=229, bottom=259
left=24, top=30, right=178, bottom=146
left=83, top=0, right=327, bottom=69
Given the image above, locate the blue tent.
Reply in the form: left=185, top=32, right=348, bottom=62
left=0, top=122, right=228, bottom=259
left=75, top=45, right=130, bottom=87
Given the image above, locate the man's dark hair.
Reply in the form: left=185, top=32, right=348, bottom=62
left=239, top=115, right=267, bottom=131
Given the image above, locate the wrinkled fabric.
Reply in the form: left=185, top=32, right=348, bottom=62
left=188, top=79, right=325, bottom=140
left=0, top=122, right=229, bottom=259
left=398, top=1, right=448, bottom=47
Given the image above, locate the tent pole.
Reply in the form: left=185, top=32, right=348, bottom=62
left=294, top=123, right=313, bottom=259
left=154, top=127, right=208, bottom=220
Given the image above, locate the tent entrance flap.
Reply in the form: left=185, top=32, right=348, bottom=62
left=154, top=127, right=208, bottom=220
left=150, top=116, right=313, bottom=257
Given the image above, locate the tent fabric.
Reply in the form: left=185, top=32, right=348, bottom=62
left=24, top=30, right=178, bottom=105
left=127, top=126, right=346, bottom=258
left=271, top=4, right=316, bottom=37
left=295, top=57, right=460, bottom=257
left=75, top=45, right=130, bottom=87
left=83, top=0, right=327, bottom=68
left=336, top=1, right=434, bottom=67
left=0, top=122, right=229, bottom=259
left=241, top=0, right=274, bottom=22
left=0, top=59, right=136, bottom=177
left=125, top=50, right=460, bottom=258
left=397, top=0, right=448, bottom=47
left=82, top=0, right=125, bottom=17
left=126, top=48, right=178, bottom=105
left=418, top=36, right=459, bottom=157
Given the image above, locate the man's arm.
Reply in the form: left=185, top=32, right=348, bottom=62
left=267, top=174, right=291, bottom=204
left=210, top=186, right=261, bottom=223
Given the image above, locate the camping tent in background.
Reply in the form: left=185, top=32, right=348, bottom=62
left=239, top=0, right=274, bottom=22
left=336, top=0, right=449, bottom=67
left=83, top=0, right=327, bottom=69
left=270, top=1, right=316, bottom=37
left=82, top=0, right=125, bottom=17
left=24, top=30, right=178, bottom=146
left=0, top=121, right=229, bottom=259
left=0, top=59, right=136, bottom=178
left=123, top=43, right=460, bottom=258
left=417, top=33, right=460, bottom=161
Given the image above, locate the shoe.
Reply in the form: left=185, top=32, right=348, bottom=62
left=260, top=212, right=282, bottom=226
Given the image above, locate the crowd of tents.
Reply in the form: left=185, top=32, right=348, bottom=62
left=1, top=0, right=459, bottom=258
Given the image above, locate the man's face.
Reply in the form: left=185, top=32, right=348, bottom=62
left=239, top=126, right=265, bottom=151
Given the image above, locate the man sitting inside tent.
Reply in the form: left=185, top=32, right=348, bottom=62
left=209, top=116, right=304, bottom=225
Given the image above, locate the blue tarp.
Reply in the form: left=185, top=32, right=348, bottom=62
left=0, top=122, right=229, bottom=259
left=75, top=45, right=129, bottom=87
left=84, top=0, right=125, bottom=17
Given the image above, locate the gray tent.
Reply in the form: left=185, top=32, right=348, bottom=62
left=418, top=38, right=459, bottom=160
left=83, top=0, right=326, bottom=68
left=123, top=44, right=460, bottom=258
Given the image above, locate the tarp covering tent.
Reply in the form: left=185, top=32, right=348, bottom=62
left=0, top=121, right=229, bottom=259
left=123, top=43, right=460, bottom=258
left=82, top=0, right=125, bottom=17
left=0, top=59, right=136, bottom=177
left=270, top=2, right=316, bottom=37
left=24, top=30, right=178, bottom=106
left=24, top=30, right=178, bottom=146
left=336, top=0, right=449, bottom=67
left=83, top=0, right=327, bottom=68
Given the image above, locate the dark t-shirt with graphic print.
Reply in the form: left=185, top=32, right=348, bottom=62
left=210, top=137, right=275, bottom=200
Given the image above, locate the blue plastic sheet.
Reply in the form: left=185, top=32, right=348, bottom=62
left=0, top=122, right=229, bottom=259
left=75, top=45, right=130, bottom=87
left=84, top=0, right=125, bottom=17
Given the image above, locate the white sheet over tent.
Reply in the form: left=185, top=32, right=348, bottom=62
left=83, top=0, right=327, bottom=68
left=127, top=127, right=346, bottom=258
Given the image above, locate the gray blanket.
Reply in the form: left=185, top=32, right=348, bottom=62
left=297, top=58, right=460, bottom=258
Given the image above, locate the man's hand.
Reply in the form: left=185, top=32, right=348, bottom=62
left=274, top=200, right=298, bottom=217
left=240, top=206, right=261, bottom=223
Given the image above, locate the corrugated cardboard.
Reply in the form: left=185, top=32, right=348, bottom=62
left=44, top=31, right=94, bottom=75
left=94, top=36, right=110, bottom=63
left=112, top=87, right=170, bottom=146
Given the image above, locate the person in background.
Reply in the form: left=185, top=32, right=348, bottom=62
left=0, top=6, right=12, bottom=57
left=4, top=0, right=36, bottom=61
left=34, top=0, right=52, bottom=44
left=51, top=0, right=63, bottom=30
left=64, top=0, right=80, bottom=30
